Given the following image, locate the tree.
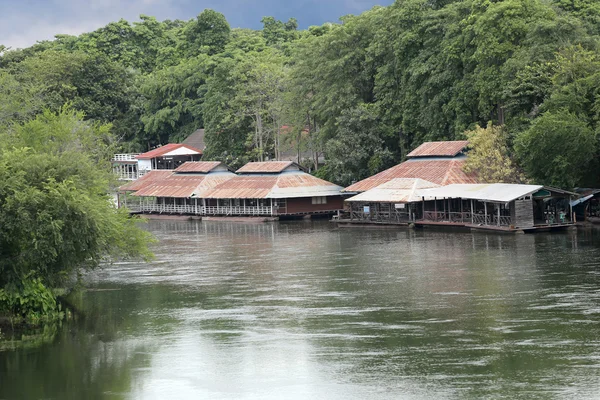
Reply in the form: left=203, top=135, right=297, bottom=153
left=515, top=109, right=597, bottom=188
left=463, top=124, right=524, bottom=183
left=180, top=10, right=231, bottom=57
left=0, top=108, right=153, bottom=322
left=323, top=105, right=395, bottom=186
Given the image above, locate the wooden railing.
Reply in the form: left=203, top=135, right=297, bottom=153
left=204, top=206, right=273, bottom=216
left=126, top=203, right=274, bottom=216
left=113, top=153, right=139, bottom=162
left=472, top=214, right=512, bottom=226
left=127, top=204, right=201, bottom=214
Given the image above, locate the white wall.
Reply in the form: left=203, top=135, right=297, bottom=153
left=138, top=159, right=152, bottom=171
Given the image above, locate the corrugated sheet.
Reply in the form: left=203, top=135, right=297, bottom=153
left=133, top=174, right=235, bottom=198
left=346, top=178, right=440, bottom=203
left=419, top=184, right=544, bottom=203
left=202, top=172, right=344, bottom=199
left=174, top=161, right=223, bottom=173
left=136, top=143, right=203, bottom=160
left=343, top=159, right=478, bottom=193
left=202, top=176, right=279, bottom=199
left=407, top=141, right=469, bottom=158
left=119, top=170, right=173, bottom=192
left=236, top=161, right=296, bottom=173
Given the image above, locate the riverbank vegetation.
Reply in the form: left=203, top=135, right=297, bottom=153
left=0, top=108, right=154, bottom=326
left=3, top=0, right=600, bottom=188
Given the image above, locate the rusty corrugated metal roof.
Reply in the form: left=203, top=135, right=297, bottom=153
left=132, top=174, right=235, bottom=198
left=343, top=159, right=479, bottom=193
left=236, top=161, right=297, bottom=173
left=136, top=143, right=203, bottom=160
left=119, top=170, right=173, bottom=192
left=202, top=172, right=343, bottom=199
left=407, top=141, right=469, bottom=158
left=174, top=161, right=225, bottom=173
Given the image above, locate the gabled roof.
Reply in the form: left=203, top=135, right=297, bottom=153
left=174, top=161, right=230, bottom=173
left=236, top=161, right=302, bottom=174
left=419, top=183, right=545, bottom=203
left=201, top=172, right=343, bottom=199
left=407, top=140, right=469, bottom=158
left=182, top=129, right=206, bottom=150
left=343, top=158, right=478, bottom=193
left=346, top=178, right=440, bottom=203
left=132, top=174, right=235, bottom=198
left=136, top=143, right=203, bottom=160
left=119, top=170, right=173, bottom=192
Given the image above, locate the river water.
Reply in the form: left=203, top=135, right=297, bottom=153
left=1, top=220, right=600, bottom=399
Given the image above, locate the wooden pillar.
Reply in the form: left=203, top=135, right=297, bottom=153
left=422, top=197, right=425, bottom=220
left=460, top=200, right=464, bottom=222
left=497, top=204, right=500, bottom=226
left=484, top=202, right=488, bottom=225
left=470, top=200, right=474, bottom=224
left=434, top=197, right=437, bottom=221
left=447, top=198, right=451, bottom=221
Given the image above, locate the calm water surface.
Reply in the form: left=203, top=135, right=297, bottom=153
left=1, top=220, right=600, bottom=399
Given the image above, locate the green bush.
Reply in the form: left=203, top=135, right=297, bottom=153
left=0, top=276, right=63, bottom=325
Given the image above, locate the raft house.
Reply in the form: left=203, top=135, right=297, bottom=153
left=119, top=161, right=345, bottom=219
left=339, top=182, right=576, bottom=233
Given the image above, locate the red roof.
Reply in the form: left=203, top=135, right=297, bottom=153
left=119, top=170, right=173, bottom=192
left=174, top=161, right=226, bottom=173
left=236, top=161, right=297, bottom=174
left=343, top=159, right=479, bottom=192
left=136, top=144, right=203, bottom=160
left=407, top=141, right=469, bottom=158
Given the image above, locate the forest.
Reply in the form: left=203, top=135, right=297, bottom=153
left=2, top=0, right=600, bottom=189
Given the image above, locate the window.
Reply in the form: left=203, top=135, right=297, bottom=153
left=312, top=196, right=327, bottom=205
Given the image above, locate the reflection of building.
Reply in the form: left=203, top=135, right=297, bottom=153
left=119, top=161, right=345, bottom=218
left=112, top=144, right=203, bottom=181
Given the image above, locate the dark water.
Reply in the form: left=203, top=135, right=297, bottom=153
left=2, top=220, right=600, bottom=399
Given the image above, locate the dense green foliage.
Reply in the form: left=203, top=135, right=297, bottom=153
left=0, top=108, right=153, bottom=323
left=2, top=2, right=600, bottom=187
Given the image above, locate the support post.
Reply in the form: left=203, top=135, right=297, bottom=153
left=497, top=204, right=500, bottom=226
left=434, top=197, right=437, bottom=221
left=470, top=200, right=474, bottom=224
left=484, top=202, right=488, bottom=225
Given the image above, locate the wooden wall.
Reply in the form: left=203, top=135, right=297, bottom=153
left=282, top=196, right=344, bottom=215
left=514, top=198, right=534, bottom=228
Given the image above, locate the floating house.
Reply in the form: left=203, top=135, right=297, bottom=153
left=119, top=162, right=235, bottom=214
left=417, top=183, right=575, bottom=232
left=200, top=161, right=344, bottom=217
left=119, top=161, right=345, bottom=218
left=572, top=188, right=600, bottom=223
left=112, top=143, right=204, bottom=181
left=343, top=178, right=440, bottom=224
left=343, top=140, right=478, bottom=193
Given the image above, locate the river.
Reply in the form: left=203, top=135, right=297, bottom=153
left=1, top=220, right=600, bottom=399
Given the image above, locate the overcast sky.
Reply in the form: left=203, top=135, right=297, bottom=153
left=0, top=0, right=394, bottom=50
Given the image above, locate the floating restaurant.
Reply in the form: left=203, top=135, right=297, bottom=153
left=119, top=161, right=345, bottom=218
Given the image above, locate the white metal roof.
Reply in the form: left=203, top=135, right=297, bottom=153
left=346, top=178, right=440, bottom=203
left=418, top=183, right=544, bottom=203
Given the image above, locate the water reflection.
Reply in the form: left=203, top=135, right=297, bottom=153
left=1, top=221, right=600, bottom=399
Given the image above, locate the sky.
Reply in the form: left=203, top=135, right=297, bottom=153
left=0, top=0, right=394, bottom=50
